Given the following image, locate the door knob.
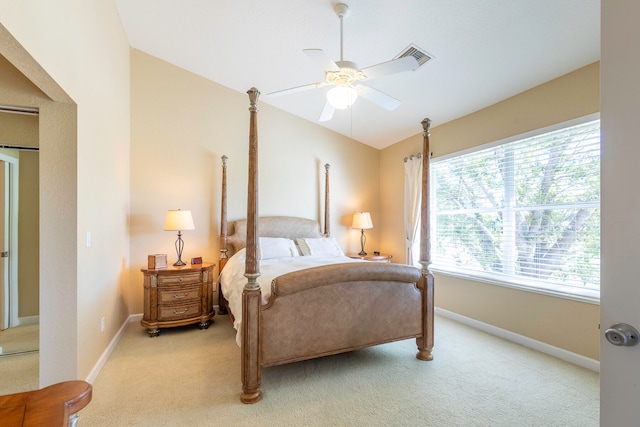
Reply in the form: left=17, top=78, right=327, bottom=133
left=605, top=323, right=639, bottom=347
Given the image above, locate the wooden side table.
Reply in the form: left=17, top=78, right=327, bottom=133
left=347, top=253, right=392, bottom=263
left=141, top=262, right=216, bottom=337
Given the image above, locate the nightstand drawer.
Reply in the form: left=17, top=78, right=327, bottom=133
left=158, top=302, right=201, bottom=321
left=158, top=272, right=202, bottom=286
left=158, top=285, right=201, bottom=303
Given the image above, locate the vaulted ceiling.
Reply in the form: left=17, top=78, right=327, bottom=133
left=114, top=0, right=600, bottom=149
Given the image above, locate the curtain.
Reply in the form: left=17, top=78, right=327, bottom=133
left=404, top=154, right=422, bottom=265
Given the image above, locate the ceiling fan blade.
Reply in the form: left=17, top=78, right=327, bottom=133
left=318, top=100, right=335, bottom=122
left=304, top=49, right=340, bottom=71
left=267, top=82, right=327, bottom=97
left=356, top=85, right=402, bottom=111
left=361, top=56, right=419, bottom=80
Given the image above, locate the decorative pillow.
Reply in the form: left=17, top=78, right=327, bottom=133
left=259, top=237, right=299, bottom=260
left=296, top=237, right=344, bottom=256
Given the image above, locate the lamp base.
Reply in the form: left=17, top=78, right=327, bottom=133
left=173, top=233, right=187, bottom=266
left=358, top=229, right=368, bottom=257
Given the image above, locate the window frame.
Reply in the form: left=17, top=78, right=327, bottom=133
left=425, top=113, right=601, bottom=304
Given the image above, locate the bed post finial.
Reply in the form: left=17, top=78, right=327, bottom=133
left=324, top=163, right=331, bottom=237
left=421, top=118, right=431, bottom=136
left=248, top=87, right=260, bottom=112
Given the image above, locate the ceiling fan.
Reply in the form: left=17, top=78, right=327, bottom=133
left=267, top=3, right=419, bottom=122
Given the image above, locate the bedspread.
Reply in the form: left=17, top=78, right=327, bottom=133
left=220, top=248, right=361, bottom=345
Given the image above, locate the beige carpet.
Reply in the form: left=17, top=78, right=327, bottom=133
left=0, top=323, right=38, bottom=356
left=0, top=351, right=39, bottom=395
left=80, top=314, right=599, bottom=426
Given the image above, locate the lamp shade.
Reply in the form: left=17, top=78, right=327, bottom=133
left=163, top=209, right=195, bottom=231
left=326, top=86, right=358, bottom=109
left=352, top=212, right=373, bottom=230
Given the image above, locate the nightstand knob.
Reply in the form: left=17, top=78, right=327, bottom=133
left=179, top=277, right=183, bottom=282
left=173, top=293, right=188, bottom=299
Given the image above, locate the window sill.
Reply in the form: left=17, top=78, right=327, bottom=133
left=430, top=266, right=600, bottom=305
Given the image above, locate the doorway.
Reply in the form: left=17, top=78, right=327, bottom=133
left=0, top=136, right=40, bottom=356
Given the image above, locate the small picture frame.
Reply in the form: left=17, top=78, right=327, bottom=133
left=191, top=257, right=203, bottom=265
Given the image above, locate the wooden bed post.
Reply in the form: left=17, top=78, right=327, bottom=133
left=241, top=87, right=263, bottom=404
left=416, top=118, right=435, bottom=361
left=219, top=155, right=229, bottom=269
left=324, top=163, right=331, bottom=237
left=218, top=155, right=229, bottom=315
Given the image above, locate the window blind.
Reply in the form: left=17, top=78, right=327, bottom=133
left=430, top=119, right=600, bottom=292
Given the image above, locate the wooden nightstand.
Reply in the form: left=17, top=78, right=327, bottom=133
left=141, top=262, right=216, bottom=337
left=347, top=253, right=392, bottom=263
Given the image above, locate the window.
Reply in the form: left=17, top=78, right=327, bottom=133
left=426, top=118, right=600, bottom=300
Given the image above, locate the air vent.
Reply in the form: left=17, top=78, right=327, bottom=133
left=395, top=44, right=433, bottom=68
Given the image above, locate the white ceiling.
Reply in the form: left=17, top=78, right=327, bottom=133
left=114, top=0, right=600, bottom=149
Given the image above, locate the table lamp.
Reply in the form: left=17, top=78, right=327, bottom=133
left=164, top=209, right=195, bottom=266
left=352, top=212, right=373, bottom=256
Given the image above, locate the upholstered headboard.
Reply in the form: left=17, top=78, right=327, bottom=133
left=225, top=216, right=323, bottom=255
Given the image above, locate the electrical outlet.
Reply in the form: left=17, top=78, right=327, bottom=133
left=100, top=317, right=105, bottom=332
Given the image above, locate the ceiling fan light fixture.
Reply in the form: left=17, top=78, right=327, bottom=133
left=326, top=86, right=358, bottom=109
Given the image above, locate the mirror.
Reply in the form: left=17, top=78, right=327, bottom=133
left=0, top=112, right=40, bottom=358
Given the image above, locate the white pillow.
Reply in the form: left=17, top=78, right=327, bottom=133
left=259, top=237, right=299, bottom=260
left=296, top=237, right=344, bottom=256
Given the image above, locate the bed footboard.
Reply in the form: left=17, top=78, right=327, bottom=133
left=260, top=263, right=430, bottom=366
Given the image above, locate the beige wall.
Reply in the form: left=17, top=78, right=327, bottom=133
left=129, top=50, right=381, bottom=312
left=380, top=62, right=601, bottom=360
left=17, top=150, right=39, bottom=318
left=0, top=0, right=131, bottom=385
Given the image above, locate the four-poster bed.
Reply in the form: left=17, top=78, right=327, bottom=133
left=218, top=87, right=434, bottom=404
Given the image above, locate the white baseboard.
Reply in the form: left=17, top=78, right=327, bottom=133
left=435, top=307, right=600, bottom=373
left=18, top=315, right=39, bottom=326
left=85, top=314, right=143, bottom=384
